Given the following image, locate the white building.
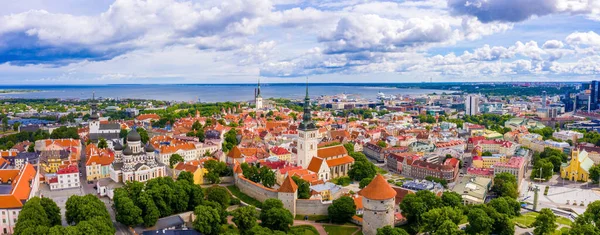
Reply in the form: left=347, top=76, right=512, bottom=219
left=465, top=95, right=480, bottom=116
left=552, top=130, right=584, bottom=142
left=48, top=164, right=80, bottom=190
left=109, top=129, right=166, bottom=183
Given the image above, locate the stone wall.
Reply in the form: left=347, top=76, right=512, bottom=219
left=236, top=175, right=278, bottom=202
left=296, top=199, right=331, bottom=215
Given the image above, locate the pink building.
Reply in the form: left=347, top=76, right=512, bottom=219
left=493, top=157, right=526, bottom=187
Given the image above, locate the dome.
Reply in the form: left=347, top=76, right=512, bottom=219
left=145, top=144, right=155, bottom=152
left=90, top=113, right=99, bottom=120
left=113, top=142, right=123, bottom=151
left=123, top=146, right=133, bottom=155
left=127, top=129, right=142, bottom=142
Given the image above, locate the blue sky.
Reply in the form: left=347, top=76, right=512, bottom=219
left=0, top=0, right=599, bottom=84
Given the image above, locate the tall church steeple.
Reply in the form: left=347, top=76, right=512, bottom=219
left=299, top=78, right=316, bottom=130
left=255, top=78, right=263, bottom=109
left=296, top=78, right=318, bottom=168
left=89, top=91, right=100, bottom=133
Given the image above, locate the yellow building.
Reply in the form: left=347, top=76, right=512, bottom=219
left=561, top=149, right=594, bottom=182
left=482, top=154, right=507, bottom=168
left=173, top=161, right=208, bottom=184
left=270, top=147, right=292, bottom=162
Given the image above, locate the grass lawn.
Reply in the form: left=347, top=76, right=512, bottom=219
left=512, top=212, right=572, bottom=228
left=376, top=167, right=388, bottom=174
left=331, top=177, right=352, bottom=186
left=460, top=215, right=468, bottom=225
left=290, top=225, right=319, bottom=235
left=555, top=217, right=572, bottom=226
left=226, top=185, right=263, bottom=208
left=323, top=225, right=360, bottom=235
left=553, top=227, right=570, bottom=235
left=295, top=214, right=330, bottom=221
left=513, top=212, right=538, bottom=228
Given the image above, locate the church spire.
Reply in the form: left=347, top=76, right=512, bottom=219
left=256, top=77, right=262, bottom=98
left=299, top=77, right=316, bottom=130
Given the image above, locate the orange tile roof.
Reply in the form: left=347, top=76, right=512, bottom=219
left=174, top=162, right=200, bottom=173
left=0, top=151, right=17, bottom=157
left=136, top=114, right=161, bottom=121
left=358, top=174, right=396, bottom=200
left=353, top=196, right=363, bottom=210
left=45, top=139, right=80, bottom=148
left=326, top=156, right=354, bottom=167
left=86, top=149, right=115, bottom=166
left=233, top=162, right=243, bottom=174
left=0, top=163, right=36, bottom=208
left=307, top=157, right=324, bottom=173
left=278, top=175, right=298, bottom=193
left=158, top=142, right=196, bottom=154
left=227, top=146, right=243, bottom=159
left=317, top=145, right=347, bottom=159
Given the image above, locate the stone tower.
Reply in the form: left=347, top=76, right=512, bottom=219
left=359, top=174, right=397, bottom=235
left=89, top=92, right=100, bottom=133
left=278, top=175, right=298, bottom=217
left=255, top=78, right=263, bottom=110
left=296, top=79, right=318, bottom=169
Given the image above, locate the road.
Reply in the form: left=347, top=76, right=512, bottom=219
left=77, top=140, right=132, bottom=235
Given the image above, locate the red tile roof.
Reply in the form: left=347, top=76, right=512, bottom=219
left=358, top=174, right=396, bottom=200
left=278, top=175, right=298, bottom=193
left=317, top=145, right=347, bottom=159
left=307, top=157, right=324, bottom=173
left=326, top=156, right=354, bottom=167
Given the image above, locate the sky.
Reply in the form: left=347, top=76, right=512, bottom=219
left=0, top=0, right=599, bottom=84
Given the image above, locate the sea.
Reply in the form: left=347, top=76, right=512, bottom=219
left=0, top=84, right=451, bottom=102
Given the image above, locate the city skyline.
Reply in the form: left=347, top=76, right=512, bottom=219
left=0, top=0, right=599, bottom=84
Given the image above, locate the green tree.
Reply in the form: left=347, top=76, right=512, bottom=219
left=349, top=151, right=368, bottom=162
left=466, top=208, right=493, bottom=235
left=169, top=154, right=184, bottom=168
left=327, top=196, right=356, bottom=223
left=533, top=208, right=558, bottom=235
left=590, top=165, right=600, bottom=184
left=433, top=220, right=464, bottom=235
left=260, top=207, right=293, bottom=232
left=241, top=163, right=261, bottom=183
left=136, top=127, right=149, bottom=143
left=482, top=151, right=493, bottom=156
left=177, top=171, right=195, bottom=185
left=344, top=143, right=355, bottom=153
left=119, top=129, right=128, bottom=143
left=531, top=159, right=554, bottom=180
left=376, top=140, right=387, bottom=148
left=377, top=226, right=410, bottom=235
left=192, top=121, right=202, bottom=131
left=292, top=176, right=310, bottom=199
left=348, top=160, right=377, bottom=181
left=188, top=184, right=205, bottom=211
left=40, top=197, right=62, bottom=226
left=14, top=197, right=51, bottom=235
left=359, top=177, right=372, bottom=189
left=193, top=205, right=221, bottom=235
left=114, top=189, right=143, bottom=227
left=171, top=181, right=190, bottom=213
left=232, top=206, right=258, bottom=234
left=422, top=207, right=463, bottom=233
left=492, top=172, right=518, bottom=199
left=98, top=138, right=108, bottom=149
left=27, top=143, right=35, bottom=152
left=441, top=191, right=463, bottom=208
left=206, top=186, right=231, bottom=208
left=489, top=197, right=520, bottom=218
left=138, top=192, right=160, bottom=227
left=259, top=166, right=276, bottom=188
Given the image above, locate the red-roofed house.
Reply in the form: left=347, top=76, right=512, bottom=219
left=269, top=146, right=292, bottom=162
left=473, top=139, right=517, bottom=156
left=48, top=164, right=79, bottom=190
left=0, top=163, right=39, bottom=234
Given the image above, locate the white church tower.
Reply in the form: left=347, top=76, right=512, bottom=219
left=255, top=78, right=263, bottom=110
left=89, top=92, right=100, bottom=134
left=296, top=80, right=318, bottom=169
